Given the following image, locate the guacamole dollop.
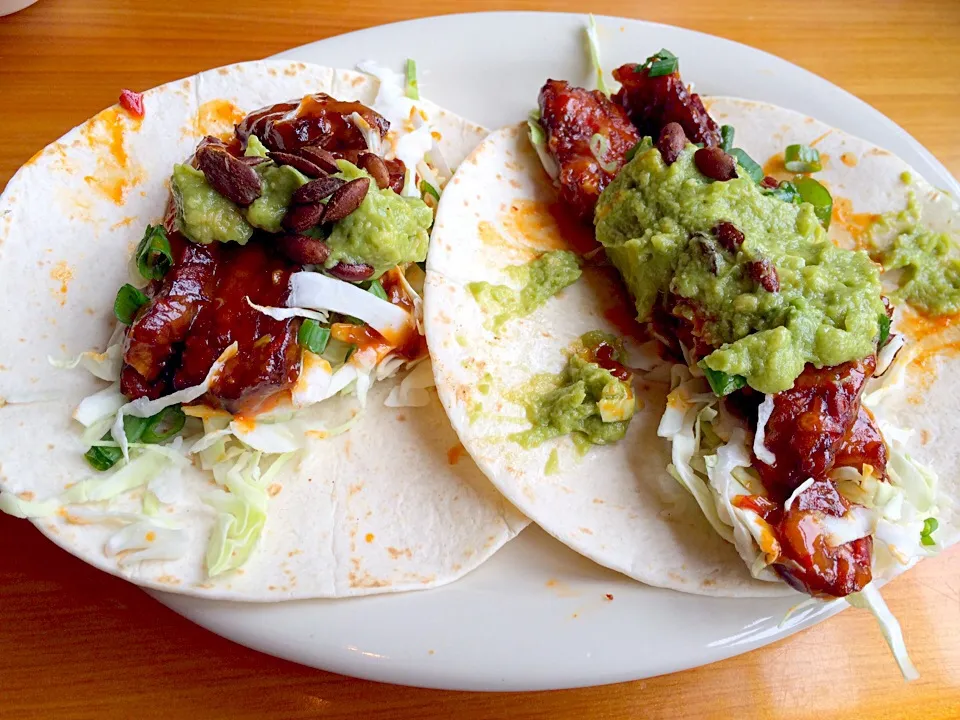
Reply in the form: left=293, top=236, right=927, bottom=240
left=869, top=193, right=960, bottom=316
left=595, top=144, right=886, bottom=394
left=324, top=161, right=433, bottom=279
left=510, top=331, right=635, bottom=449
left=245, top=164, right=310, bottom=233
left=468, top=250, right=582, bottom=332
left=171, top=164, right=254, bottom=245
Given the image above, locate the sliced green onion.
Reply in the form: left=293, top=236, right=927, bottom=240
left=367, top=279, right=388, bottom=301
left=645, top=48, right=678, bottom=77
left=720, top=125, right=735, bottom=153
left=920, top=517, right=939, bottom=546
left=793, top=176, right=833, bottom=229
left=420, top=179, right=440, bottom=201
left=878, top=313, right=892, bottom=348
left=135, top=224, right=173, bottom=281
left=763, top=180, right=801, bottom=204
left=85, top=444, right=123, bottom=471
left=701, top=365, right=747, bottom=396
left=730, top=148, right=764, bottom=183
left=625, top=137, right=652, bottom=164
left=298, top=318, right=331, bottom=355
left=141, top=405, right=186, bottom=444
left=84, top=416, right=150, bottom=471
left=404, top=58, right=420, bottom=101
left=114, top=283, right=149, bottom=325
left=589, top=133, right=618, bottom=173
left=784, top=143, right=822, bottom=173
left=321, top=337, right=354, bottom=365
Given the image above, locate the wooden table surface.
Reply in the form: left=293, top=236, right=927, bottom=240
left=2, top=1, right=959, bottom=718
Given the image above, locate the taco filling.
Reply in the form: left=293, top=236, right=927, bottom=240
left=1, top=67, right=469, bottom=582
left=527, top=44, right=956, bottom=673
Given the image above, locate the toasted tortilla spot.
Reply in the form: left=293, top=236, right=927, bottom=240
left=156, top=574, right=181, bottom=585
left=841, top=152, right=858, bottom=167
left=579, top=527, right=593, bottom=535
left=921, top=429, right=931, bottom=445
left=387, top=546, right=412, bottom=560
left=49, top=261, right=74, bottom=305
left=194, top=99, right=247, bottom=140
left=267, top=483, right=282, bottom=497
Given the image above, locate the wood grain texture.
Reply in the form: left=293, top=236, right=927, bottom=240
left=1, top=1, right=959, bottom=718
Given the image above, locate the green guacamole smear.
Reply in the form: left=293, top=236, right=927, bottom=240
left=325, top=160, right=433, bottom=279
left=867, top=192, right=960, bottom=316
left=509, top=331, right=635, bottom=449
left=595, top=143, right=886, bottom=394
left=171, top=164, right=254, bottom=245
left=245, top=164, right=310, bottom=233
left=468, top=250, right=582, bottom=332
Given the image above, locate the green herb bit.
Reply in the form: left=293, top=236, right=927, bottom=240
left=784, top=143, right=823, bottom=173
left=141, top=405, right=186, bottom=444
left=701, top=365, right=747, bottom=396
left=720, top=125, right=735, bottom=153
left=135, top=224, right=173, bottom=281
left=877, top=313, right=892, bottom=348
left=420, top=179, right=440, bottom=201
left=114, top=283, right=150, bottom=325
left=298, top=318, right=331, bottom=355
left=730, top=148, right=764, bottom=183
left=920, top=517, right=939, bottom=546
left=793, top=176, right=833, bottom=229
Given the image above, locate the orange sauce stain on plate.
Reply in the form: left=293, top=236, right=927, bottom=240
left=195, top=99, right=247, bottom=139
left=831, top=196, right=879, bottom=250
left=491, top=199, right=599, bottom=256
left=81, top=107, right=144, bottom=205
left=447, top=443, right=465, bottom=465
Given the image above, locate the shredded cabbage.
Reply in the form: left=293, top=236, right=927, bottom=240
left=847, top=583, right=919, bottom=681
left=246, top=297, right=328, bottom=323
left=395, top=123, right=434, bottom=197
left=385, top=358, right=435, bottom=408
left=50, top=343, right=123, bottom=382
left=287, top=272, right=412, bottom=342
left=74, top=383, right=126, bottom=427
left=754, top=395, right=777, bottom=466
left=526, top=109, right=560, bottom=184
left=584, top=15, right=611, bottom=96
left=349, top=111, right=383, bottom=156
left=110, top=343, right=238, bottom=460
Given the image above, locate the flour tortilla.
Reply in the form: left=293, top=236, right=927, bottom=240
left=425, top=97, right=959, bottom=597
left=0, top=59, right=527, bottom=601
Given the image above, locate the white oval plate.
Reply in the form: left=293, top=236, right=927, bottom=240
left=151, top=12, right=959, bottom=691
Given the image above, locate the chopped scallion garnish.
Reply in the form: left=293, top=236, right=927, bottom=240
left=298, top=318, right=331, bottom=355
left=420, top=179, right=440, bottom=201
left=114, top=283, right=149, bottom=325
left=878, top=313, right=892, bottom=348
left=920, top=517, right=939, bottom=546
left=793, top=176, right=833, bottom=229
left=140, top=405, right=186, bottom=444
left=589, top=133, right=618, bottom=173
left=730, top=148, right=764, bottom=183
left=720, top=125, right=735, bottom=153
left=135, top=224, right=173, bottom=281
left=700, top=364, right=747, bottom=396
left=763, top=180, right=801, bottom=204
left=368, top=280, right=389, bottom=301
left=784, top=143, right=822, bottom=173
left=642, top=48, right=678, bottom=77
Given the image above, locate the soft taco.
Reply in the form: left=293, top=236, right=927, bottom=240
left=426, top=34, right=958, bottom=675
left=0, top=59, right=527, bottom=600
